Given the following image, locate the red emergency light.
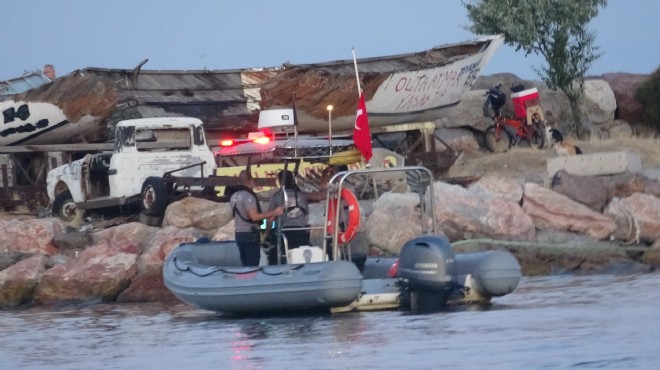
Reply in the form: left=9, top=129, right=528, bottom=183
left=219, top=139, right=234, bottom=147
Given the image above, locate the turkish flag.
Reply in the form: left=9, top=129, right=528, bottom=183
left=353, top=92, right=372, bottom=162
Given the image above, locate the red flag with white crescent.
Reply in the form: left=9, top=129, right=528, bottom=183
left=353, top=92, right=372, bottom=162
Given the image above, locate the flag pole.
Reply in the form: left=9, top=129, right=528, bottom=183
left=351, top=48, right=361, bottom=97
left=352, top=48, right=374, bottom=177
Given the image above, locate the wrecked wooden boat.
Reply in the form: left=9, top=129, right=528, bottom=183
left=0, top=35, right=503, bottom=146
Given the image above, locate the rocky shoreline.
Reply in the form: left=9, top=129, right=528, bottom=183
left=2, top=71, right=659, bottom=310
left=1, top=168, right=659, bottom=310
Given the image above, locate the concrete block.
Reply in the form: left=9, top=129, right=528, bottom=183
left=547, top=151, right=642, bottom=180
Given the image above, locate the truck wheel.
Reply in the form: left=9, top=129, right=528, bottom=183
left=141, top=177, right=169, bottom=216
left=52, top=191, right=79, bottom=222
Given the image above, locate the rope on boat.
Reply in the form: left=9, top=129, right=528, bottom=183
left=172, top=256, right=305, bottom=277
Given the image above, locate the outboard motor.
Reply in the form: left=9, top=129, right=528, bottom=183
left=397, top=235, right=457, bottom=311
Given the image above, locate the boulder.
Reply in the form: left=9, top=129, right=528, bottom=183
left=212, top=220, right=236, bottom=241
left=91, top=222, right=158, bottom=254
left=522, top=183, right=616, bottom=240
left=602, top=73, right=649, bottom=124
left=0, top=218, right=66, bottom=261
left=162, top=197, right=233, bottom=233
left=0, top=255, right=49, bottom=308
left=430, top=181, right=536, bottom=242
left=604, top=193, right=660, bottom=244
left=366, top=192, right=430, bottom=254
left=52, top=228, right=93, bottom=256
left=437, top=89, right=493, bottom=131
left=117, top=226, right=202, bottom=303
left=600, top=119, right=634, bottom=140
left=580, top=79, right=617, bottom=126
left=550, top=170, right=610, bottom=212
left=602, top=172, right=660, bottom=198
left=468, top=173, right=524, bottom=204
left=434, top=127, right=480, bottom=153
left=34, top=241, right=139, bottom=306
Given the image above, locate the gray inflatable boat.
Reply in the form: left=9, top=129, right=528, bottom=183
left=163, top=166, right=522, bottom=315
left=163, top=240, right=363, bottom=314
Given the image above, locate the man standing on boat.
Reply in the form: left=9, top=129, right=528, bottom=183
left=267, top=170, right=310, bottom=264
left=230, top=170, right=283, bottom=266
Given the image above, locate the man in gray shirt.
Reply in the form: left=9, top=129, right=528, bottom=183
left=230, top=170, right=283, bottom=266
left=267, top=170, right=310, bottom=264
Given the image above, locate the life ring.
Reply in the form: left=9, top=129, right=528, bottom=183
left=326, top=187, right=360, bottom=245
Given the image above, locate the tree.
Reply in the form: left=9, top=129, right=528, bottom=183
left=636, top=67, right=660, bottom=134
left=463, top=0, right=607, bottom=138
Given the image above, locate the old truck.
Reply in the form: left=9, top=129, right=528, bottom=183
left=46, top=117, right=217, bottom=221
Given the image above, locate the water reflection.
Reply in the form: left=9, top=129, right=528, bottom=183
left=1, top=274, right=660, bottom=369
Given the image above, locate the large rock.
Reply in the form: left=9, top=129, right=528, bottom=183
left=33, top=222, right=158, bottom=305
left=434, top=127, right=480, bottom=153
left=117, top=226, right=202, bottom=303
left=34, top=241, right=139, bottom=306
left=0, top=255, right=49, bottom=308
left=580, top=79, right=617, bottom=126
left=604, top=193, right=660, bottom=244
left=602, top=73, right=649, bottom=124
left=550, top=170, right=610, bottom=212
left=468, top=173, right=523, bottom=204
left=52, top=228, right=93, bottom=256
left=522, top=183, right=616, bottom=240
left=91, top=222, right=158, bottom=253
left=162, top=197, right=233, bottom=233
left=366, top=192, right=430, bottom=254
left=437, top=89, right=493, bottom=131
left=430, top=181, right=536, bottom=242
left=0, top=218, right=66, bottom=268
left=602, top=172, right=660, bottom=198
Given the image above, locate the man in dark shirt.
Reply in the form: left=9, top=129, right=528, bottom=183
left=229, top=170, right=283, bottom=266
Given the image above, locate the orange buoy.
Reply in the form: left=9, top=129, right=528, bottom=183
left=326, top=187, right=360, bottom=245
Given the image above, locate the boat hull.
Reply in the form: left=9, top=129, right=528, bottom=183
left=0, top=36, right=503, bottom=146
left=163, top=241, right=363, bottom=314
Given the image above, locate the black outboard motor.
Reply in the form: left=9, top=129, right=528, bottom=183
left=397, top=235, right=457, bottom=311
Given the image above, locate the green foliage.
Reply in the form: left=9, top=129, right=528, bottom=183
left=636, top=67, right=660, bottom=133
left=463, top=0, right=607, bottom=138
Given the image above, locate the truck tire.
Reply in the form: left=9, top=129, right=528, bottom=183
left=140, top=177, right=169, bottom=217
left=52, top=190, right=79, bottom=222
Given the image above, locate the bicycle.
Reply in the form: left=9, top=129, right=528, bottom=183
left=482, top=84, right=546, bottom=153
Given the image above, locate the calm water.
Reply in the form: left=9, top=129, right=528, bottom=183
left=2, top=273, right=659, bottom=370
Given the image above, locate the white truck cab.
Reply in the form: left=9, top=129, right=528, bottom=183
left=46, top=117, right=216, bottom=221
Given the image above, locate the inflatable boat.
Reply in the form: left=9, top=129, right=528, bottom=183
left=163, top=236, right=522, bottom=315
left=163, top=241, right=363, bottom=314
left=162, top=165, right=522, bottom=315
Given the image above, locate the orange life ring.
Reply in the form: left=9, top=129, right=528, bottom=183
left=326, top=187, right=360, bottom=245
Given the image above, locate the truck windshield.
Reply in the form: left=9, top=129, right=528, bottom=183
left=135, top=128, right=191, bottom=151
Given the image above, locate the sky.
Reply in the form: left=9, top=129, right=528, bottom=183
left=2, top=0, right=659, bottom=82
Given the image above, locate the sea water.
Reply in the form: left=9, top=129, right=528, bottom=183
left=1, top=273, right=659, bottom=369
